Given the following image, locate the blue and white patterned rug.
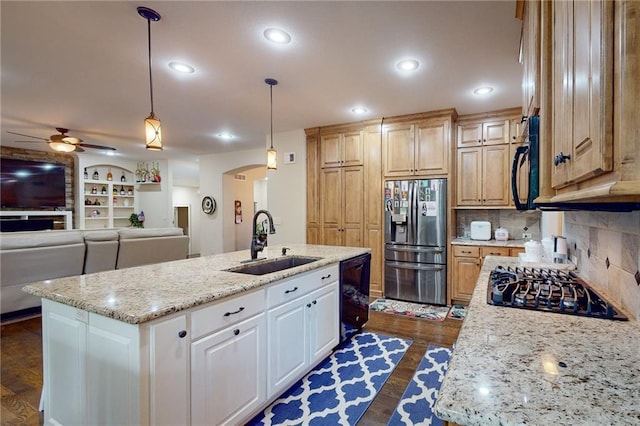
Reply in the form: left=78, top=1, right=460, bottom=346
left=247, top=331, right=412, bottom=425
left=387, top=345, right=452, bottom=426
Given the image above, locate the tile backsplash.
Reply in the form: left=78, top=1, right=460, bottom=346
left=564, top=211, right=640, bottom=320
left=456, top=209, right=542, bottom=241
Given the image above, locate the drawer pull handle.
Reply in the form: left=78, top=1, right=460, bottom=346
left=307, top=303, right=312, bottom=308
left=178, top=330, right=187, bottom=338
left=321, top=274, right=332, bottom=280
left=285, top=286, right=299, bottom=294
left=312, top=300, right=317, bottom=305
left=233, top=329, right=240, bottom=336
left=462, top=250, right=471, bottom=254
left=224, top=307, right=245, bottom=317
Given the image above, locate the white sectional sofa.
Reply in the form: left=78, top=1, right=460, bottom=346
left=0, top=227, right=189, bottom=316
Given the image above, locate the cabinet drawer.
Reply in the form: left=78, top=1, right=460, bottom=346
left=267, top=265, right=339, bottom=309
left=510, top=247, right=525, bottom=257
left=480, top=247, right=511, bottom=258
left=191, top=289, right=265, bottom=340
left=453, top=246, right=480, bottom=257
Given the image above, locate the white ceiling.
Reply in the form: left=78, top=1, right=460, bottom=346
left=1, top=1, right=523, bottom=162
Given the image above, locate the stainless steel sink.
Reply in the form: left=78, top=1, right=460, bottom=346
left=225, top=256, right=322, bottom=276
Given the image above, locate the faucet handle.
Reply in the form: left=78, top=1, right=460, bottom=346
left=282, top=247, right=290, bottom=256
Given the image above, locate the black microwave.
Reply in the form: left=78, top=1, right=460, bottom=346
left=512, top=115, right=539, bottom=211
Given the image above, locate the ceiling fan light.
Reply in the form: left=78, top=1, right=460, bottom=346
left=145, top=115, right=163, bottom=151
left=62, top=136, right=82, bottom=144
left=267, top=148, right=277, bottom=170
left=49, top=141, right=76, bottom=152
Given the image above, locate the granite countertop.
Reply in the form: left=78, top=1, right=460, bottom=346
left=434, top=256, right=640, bottom=425
left=451, top=237, right=527, bottom=248
left=22, top=244, right=369, bottom=325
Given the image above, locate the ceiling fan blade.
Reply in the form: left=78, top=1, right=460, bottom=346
left=77, top=142, right=116, bottom=151
left=7, top=131, right=47, bottom=141
left=14, top=140, right=47, bottom=143
left=74, top=146, right=85, bottom=153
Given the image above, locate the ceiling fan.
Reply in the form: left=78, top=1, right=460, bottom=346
left=7, top=127, right=116, bottom=153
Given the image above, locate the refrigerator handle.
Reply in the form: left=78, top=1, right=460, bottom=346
left=408, top=180, right=415, bottom=243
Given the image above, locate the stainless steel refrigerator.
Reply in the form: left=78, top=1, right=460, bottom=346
left=384, top=178, right=447, bottom=305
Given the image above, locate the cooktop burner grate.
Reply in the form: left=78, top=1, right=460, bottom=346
left=487, top=266, right=628, bottom=321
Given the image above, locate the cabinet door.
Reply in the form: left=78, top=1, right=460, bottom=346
left=452, top=256, right=480, bottom=302
left=522, top=0, right=541, bottom=118
left=569, top=0, right=613, bottom=182
left=148, top=314, right=189, bottom=426
left=457, top=122, right=483, bottom=148
left=191, top=314, right=267, bottom=425
left=383, top=123, right=415, bottom=176
left=308, top=281, right=340, bottom=366
left=456, top=147, right=482, bottom=206
left=342, top=166, right=364, bottom=247
left=482, top=120, right=510, bottom=146
left=42, top=300, right=88, bottom=426
left=320, top=133, right=342, bottom=168
left=320, top=168, right=341, bottom=229
left=342, top=130, right=364, bottom=167
left=267, top=299, right=309, bottom=398
left=482, top=144, right=510, bottom=205
left=415, top=119, right=449, bottom=175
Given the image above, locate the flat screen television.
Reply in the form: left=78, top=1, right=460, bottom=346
left=0, top=158, right=66, bottom=209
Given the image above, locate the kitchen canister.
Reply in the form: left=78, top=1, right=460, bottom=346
left=494, top=227, right=509, bottom=241
left=523, top=240, right=543, bottom=262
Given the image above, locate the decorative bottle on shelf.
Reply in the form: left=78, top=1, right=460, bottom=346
left=91, top=184, right=97, bottom=194
left=106, top=168, right=113, bottom=181
left=84, top=168, right=88, bottom=179
left=101, top=186, right=107, bottom=195
left=121, top=172, right=126, bottom=182
left=113, top=186, right=118, bottom=195
left=120, top=185, right=126, bottom=195
left=92, top=168, right=99, bottom=180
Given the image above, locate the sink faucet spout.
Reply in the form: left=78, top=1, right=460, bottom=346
left=251, top=209, right=276, bottom=259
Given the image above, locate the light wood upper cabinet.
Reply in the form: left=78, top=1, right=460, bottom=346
left=521, top=0, right=541, bottom=119
left=320, top=166, right=363, bottom=247
left=457, top=119, right=510, bottom=148
left=383, top=114, right=453, bottom=177
left=320, top=130, right=364, bottom=168
left=551, top=0, right=613, bottom=189
left=456, top=147, right=482, bottom=206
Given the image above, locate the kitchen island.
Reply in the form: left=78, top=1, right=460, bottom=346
left=434, top=256, right=640, bottom=425
left=23, top=244, right=369, bottom=426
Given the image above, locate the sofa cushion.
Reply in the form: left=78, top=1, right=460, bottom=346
left=118, top=227, right=184, bottom=239
left=83, top=229, right=119, bottom=242
left=0, top=230, right=85, bottom=250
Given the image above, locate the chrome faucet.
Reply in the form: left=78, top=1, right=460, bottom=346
left=251, top=209, right=276, bottom=259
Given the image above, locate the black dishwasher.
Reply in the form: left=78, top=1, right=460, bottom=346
left=339, top=253, right=371, bottom=343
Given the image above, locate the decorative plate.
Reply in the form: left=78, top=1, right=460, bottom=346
left=201, top=196, right=216, bottom=214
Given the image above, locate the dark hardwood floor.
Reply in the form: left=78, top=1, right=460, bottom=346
left=0, top=310, right=462, bottom=425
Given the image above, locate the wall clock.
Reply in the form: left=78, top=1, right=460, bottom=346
left=201, top=196, right=216, bottom=215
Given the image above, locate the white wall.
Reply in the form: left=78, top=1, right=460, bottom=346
left=197, top=129, right=308, bottom=256
left=265, top=129, right=307, bottom=246
left=231, top=167, right=266, bottom=251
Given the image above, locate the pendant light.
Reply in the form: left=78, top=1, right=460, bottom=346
left=138, top=6, right=163, bottom=151
left=265, top=78, right=278, bottom=170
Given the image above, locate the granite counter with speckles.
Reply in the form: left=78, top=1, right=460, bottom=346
left=451, top=238, right=527, bottom=248
left=434, top=256, right=640, bottom=426
left=22, top=244, right=368, bottom=325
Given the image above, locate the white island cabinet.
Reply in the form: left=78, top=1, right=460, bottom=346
left=40, top=262, right=341, bottom=426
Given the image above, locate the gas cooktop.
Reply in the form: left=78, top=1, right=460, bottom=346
left=487, top=266, right=628, bottom=321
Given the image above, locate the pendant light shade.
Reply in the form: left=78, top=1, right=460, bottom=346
left=138, top=7, right=163, bottom=151
left=265, top=78, right=278, bottom=170
left=49, top=141, right=76, bottom=153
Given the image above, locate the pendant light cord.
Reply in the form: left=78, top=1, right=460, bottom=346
left=147, top=18, right=154, bottom=116
left=269, top=83, right=274, bottom=149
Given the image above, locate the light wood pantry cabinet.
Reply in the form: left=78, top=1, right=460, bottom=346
left=455, top=109, right=520, bottom=207
left=382, top=111, right=456, bottom=177
left=320, top=166, right=364, bottom=247
left=363, top=121, right=384, bottom=299
left=81, top=165, right=136, bottom=229
left=306, top=128, right=320, bottom=244
left=451, top=244, right=523, bottom=304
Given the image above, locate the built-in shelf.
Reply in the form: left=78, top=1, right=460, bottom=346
left=81, top=165, right=136, bottom=229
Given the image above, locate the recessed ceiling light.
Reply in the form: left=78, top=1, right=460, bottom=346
left=216, top=132, right=235, bottom=140
left=397, top=59, right=419, bottom=71
left=473, top=86, right=494, bottom=95
left=351, top=107, right=368, bottom=114
left=169, top=62, right=195, bottom=73
left=263, top=28, right=291, bottom=44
